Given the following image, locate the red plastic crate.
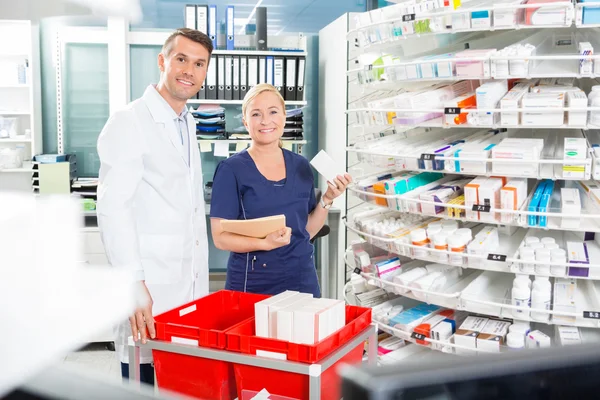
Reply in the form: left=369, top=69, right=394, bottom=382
left=154, top=290, right=269, bottom=349
left=225, top=305, right=371, bottom=363
left=233, top=344, right=363, bottom=400
left=152, top=290, right=269, bottom=400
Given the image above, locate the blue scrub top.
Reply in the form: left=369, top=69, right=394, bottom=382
left=210, top=148, right=320, bottom=297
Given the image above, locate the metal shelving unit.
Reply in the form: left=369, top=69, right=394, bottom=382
left=320, top=1, right=600, bottom=361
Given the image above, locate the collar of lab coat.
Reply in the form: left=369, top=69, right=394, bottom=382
left=143, top=84, right=188, bottom=123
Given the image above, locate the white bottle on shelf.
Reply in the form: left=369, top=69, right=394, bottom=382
left=509, top=321, right=531, bottom=336
left=411, top=228, right=429, bottom=258
left=535, top=248, right=551, bottom=275
left=432, top=233, right=449, bottom=263
left=507, top=331, right=526, bottom=351
left=588, top=85, right=600, bottom=126
left=525, top=236, right=540, bottom=247
left=447, top=236, right=468, bottom=266
left=512, top=274, right=531, bottom=318
left=540, top=237, right=556, bottom=247
left=519, top=247, right=536, bottom=274
left=456, top=228, right=473, bottom=243
left=551, top=248, right=567, bottom=277
left=530, top=276, right=552, bottom=322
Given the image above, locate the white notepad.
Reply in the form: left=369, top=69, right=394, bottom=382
left=310, top=150, right=346, bottom=183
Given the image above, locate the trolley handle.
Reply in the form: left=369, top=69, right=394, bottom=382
left=160, top=322, right=202, bottom=342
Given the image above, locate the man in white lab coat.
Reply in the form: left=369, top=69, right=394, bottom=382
left=96, top=28, right=212, bottom=383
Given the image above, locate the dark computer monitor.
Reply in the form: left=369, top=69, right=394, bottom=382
left=340, top=344, right=600, bottom=400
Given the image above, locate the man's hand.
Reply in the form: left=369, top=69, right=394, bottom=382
left=130, top=281, right=156, bottom=344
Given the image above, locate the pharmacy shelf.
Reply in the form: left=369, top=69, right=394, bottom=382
left=349, top=54, right=600, bottom=83
left=0, top=137, right=32, bottom=143
left=376, top=320, right=476, bottom=356
left=0, top=84, right=29, bottom=88
left=575, top=2, right=600, bottom=28
left=347, top=185, right=600, bottom=233
left=345, top=221, right=600, bottom=280
left=188, top=99, right=307, bottom=106
left=211, top=49, right=307, bottom=57
left=348, top=1, right=574, bottom=44
left=347, top=148, right=593, bottom=182
left=0, top=111, right=30, bottom=115
left=366, top=269, right=600, bottom=329
left=0, top=161, right=33, bottom=173
left=359, top=117, right=589, bottom=131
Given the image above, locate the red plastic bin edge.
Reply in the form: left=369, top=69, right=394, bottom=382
left=225, top=305, right=372, bottom=363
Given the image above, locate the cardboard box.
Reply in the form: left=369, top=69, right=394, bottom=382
left=476, top=318, right=512, bottom=352
left=454, top=316, right=489, bottom=354
left=255, top=291, right=301, bottom=338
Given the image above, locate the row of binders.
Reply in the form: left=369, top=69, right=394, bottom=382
left=185, top=4, right=242, bottom=50
left=198, top=55, right=306, bottom=101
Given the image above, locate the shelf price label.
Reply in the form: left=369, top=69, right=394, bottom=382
left=487, top=253, right=507, bottom=262
left=472, top=204, right=491, bottom=213
left=444, top=107, right=461, bottom=115
left=411, top=332, right=427, bottom=341
left=583, top=311, right=600, bottom=319
left=420, top=153, right=436, bottom=161
left=402, top=14, right=416, bottom=22
left=353, top=267, right=362, bottom=275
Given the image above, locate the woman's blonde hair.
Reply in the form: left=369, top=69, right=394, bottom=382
left=242, top=83, right=286, bottom=148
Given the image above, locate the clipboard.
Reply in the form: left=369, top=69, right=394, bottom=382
left=220, top=214, right=286, bottom=238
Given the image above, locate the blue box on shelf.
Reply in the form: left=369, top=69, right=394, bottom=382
left=581, top=0, right=600, bottom=25
left=34, top=154, right=67, bottom=163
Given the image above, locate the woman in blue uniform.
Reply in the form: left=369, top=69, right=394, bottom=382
left=209, top=83, right=351, bottom=297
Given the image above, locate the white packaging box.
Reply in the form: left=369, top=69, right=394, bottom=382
left=406, top=64, right=420, bottom=80
left=557, top=326, right=582, bottom=346
left=491, top=139, right=544, bottom=177
left=255, top=291, right=301, bottom=338
left=312, top=298, right=346, bottom=340
left=456, top=143, right=498, bottom=174
left=465, top=177, right=488, bottom=221
left=493, top=1, right=522, bottom=27
left=478, top=177, right=504, bottom=222
left=266, top=292, right=313, bottom=338
left=567, top=91, right=588, bottom=127
left=430, top=320, right=454, bottom=352
left=552, top=278, right=577, bottom=324
left=454, top=316, right=489, bottom=354
left=419, top=186, right=460, bottom=216
left=579, top=42, right=594, bottom=76
left=527, top=330, right=552, bottom=348
left=475, top=80, right=509, bottom=126
left=501, top=179, right=527, bottom=223
left=476, top=318, right=512, bottom=352
left=521, top=92, right=566, bottom=126
left=563, top=137, right=588, bottom=179
left=500, top=85, right=529, bottom=126
left=355, top=288, right=388, bottom=307
left=467, top=226, right=500, bottom=267
left=420, top=61, right=436, bottom=79
left=277, top=302, right=308, bottom=342
left=292, top=308, right=317, bottom=345
left=561, top=188, right=581, bottom=229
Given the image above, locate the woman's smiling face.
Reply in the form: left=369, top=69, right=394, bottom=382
left=243, top=91, right=285, bottom=146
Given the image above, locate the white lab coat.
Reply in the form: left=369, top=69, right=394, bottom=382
left=97, top=85, right=209, bottom=364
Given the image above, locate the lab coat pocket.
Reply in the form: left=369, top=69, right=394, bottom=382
left=139, top=233, right=184, bottom=284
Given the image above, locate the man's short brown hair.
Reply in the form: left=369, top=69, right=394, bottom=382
left=162, top=28, right=214, bottom=57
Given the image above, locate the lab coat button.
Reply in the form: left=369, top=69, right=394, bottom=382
left=196, top=240, right=199, bottom=246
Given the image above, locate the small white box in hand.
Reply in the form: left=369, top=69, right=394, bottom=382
left=310, top=150, right=347, bottom=183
